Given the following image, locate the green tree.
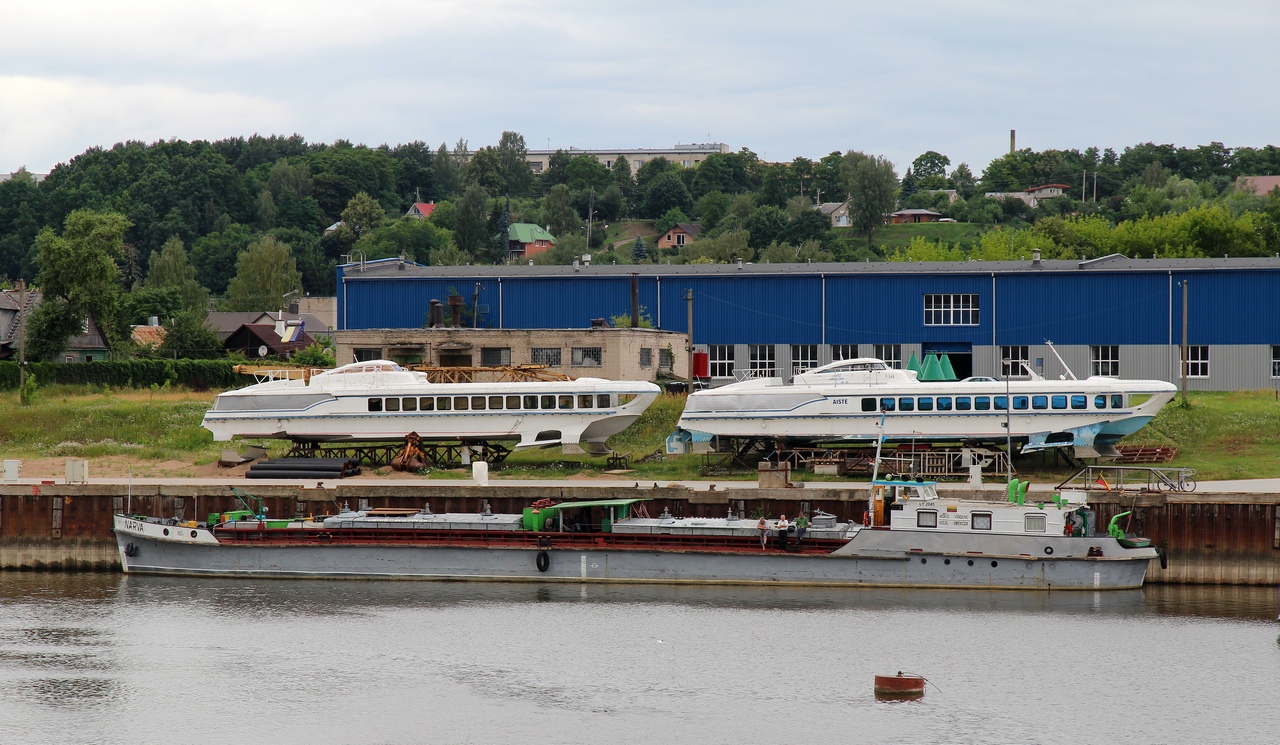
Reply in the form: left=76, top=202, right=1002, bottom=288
left=597, top=184, right=626, bottom=222
left=631, top=235, right=649, bottom=263
left=654, top=208, right=688, bottom=236
left=223, top=235, right=303, bottom=311
left=678, top=229, right=751, bottom=264
left=912, top=151, right=951, bottom=180
left=694, top=191, right=731, bottom=233
left=759, top=239, right=834, bottom=263
left=635, top=157, right=674, bottom=194
left=565, top=155, right=612, bottom=192
left=32, top=209, right=132, bottom=352
left=950, top=162, right=977, bottom=199
left=435, top=141, right=460, bottom=197
left=542, top=184, right=579, bottom=238
left=453, top=184, right=490, bottom=255
left=610, top=155, right=634, bottom=207
left=642, top=171, right=693, bottom=218
left=146, top=235, right=210, bottom=312
left=357, top=218, right=454, bottom=263
left=899, top=167, right=917, bottom=200
left=540, top=149, right=571, bottom=190
left=465, top=147, right=505, bottom=193
left=744, top=206, right=789, bottom=250
left=159, top=309, right=223, bottom=359
left=337, top=192, right=387, bottom=243
left=120, top=286, right=182, bottom=325
left=292, top=340, right=336, bottom=368
left=190, top=223, right=256, bottom=296
left=840, top=151, right=898, bottom=246
left=495, top=131, right=533, bottom=197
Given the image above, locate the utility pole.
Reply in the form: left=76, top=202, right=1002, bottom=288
left=16, top=279, right=26, bottom=405
left=683, top=288, right=694, bottom=385
left=1180, top=279, right=1189, bottom=405
left=1092, top=171, right=1098, bottom=202
left=1081, top=170, right=1087, bottom=201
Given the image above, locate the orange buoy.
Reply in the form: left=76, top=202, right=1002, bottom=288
left=874, top=672, right=926, bottom=699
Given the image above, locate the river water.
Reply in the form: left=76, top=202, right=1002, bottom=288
left=1, top=574, right=1277, bottom=745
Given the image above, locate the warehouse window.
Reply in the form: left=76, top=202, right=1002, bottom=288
left=1001, top=346, right=1030, bottom=377
left=1272, top=346, right=1280, bottom=378
left=480, top=347, right=511, bottom=367
left=874, top=344, right=901, bottom=368
left=639, top=348, right=653, bottom=368
left=353, top=348, right=382, bottom=362
left=1182, top=345, right=1209, bottom=378
left=1091, top=345, right=1119, bottom=377
left=709, top=345, right=734, bottom=377
left=658, top=348, right=674, bottom=371
left=749, top=345, right=776, bottom=376
left=831, top=344, right=858, bottom=361
left=572, top=347, right=602, bottom=367
left=531, top=348, right=562, bottom=366
left=791, top=344, right=818, bottom=374
left=923, top=294, right=979, bottom=325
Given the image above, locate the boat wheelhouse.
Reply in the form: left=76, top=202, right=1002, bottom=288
left=202, top=360, right=660, bottom=452
left=677, top=357, right=1177, bottom=456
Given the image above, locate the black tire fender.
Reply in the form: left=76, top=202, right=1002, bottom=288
left=536, top=550, right=550, bottom=573
left=124, top=543, right=138, bottom=558
left=1044, top=546, right=1054, bottom=555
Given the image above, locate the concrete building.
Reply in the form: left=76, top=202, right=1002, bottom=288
left=1236, top=175, right=1280, bottom=196
left=524, top=143, right=730, bottom=175
left=816, top=201, right=852, bottom=227
left=336, top=255, right=1280, bottom=392
left=333, top=326, right=687, bottom=383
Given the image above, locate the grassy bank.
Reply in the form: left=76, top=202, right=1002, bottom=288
left=2, top=387, right=1278, bottom=483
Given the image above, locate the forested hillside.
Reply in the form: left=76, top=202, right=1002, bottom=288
left=2, top=133, right=1279, bottom=363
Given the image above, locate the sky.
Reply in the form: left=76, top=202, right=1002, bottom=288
left=2, top=0, right=1279, bottom=176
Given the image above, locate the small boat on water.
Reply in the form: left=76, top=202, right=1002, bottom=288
left=114, top=480, right=1161, bottom=590
left=201, top=360, right=660, bottom=453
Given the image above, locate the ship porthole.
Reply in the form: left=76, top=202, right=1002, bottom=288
left=967, top=559, right=974, bottom=566
left=191, top=530, right=198, bottom=538
left=991, top=560, right=998, bottom=568
left=944, top=559, right=951, bottom=565
left=920, top=558, right=927, bottom=564
left=1044, top=546, right=1054, bottom=555
left=162, top=528, right=169, bottom=536
left=536, top=550, right=550, bottom=573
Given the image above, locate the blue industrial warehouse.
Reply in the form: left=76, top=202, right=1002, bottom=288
left=336, top=255, right=1280, bottom=391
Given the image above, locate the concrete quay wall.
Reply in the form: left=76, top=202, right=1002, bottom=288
left=2, top=482, right=1277, bottom=584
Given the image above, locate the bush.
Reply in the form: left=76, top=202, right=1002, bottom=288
left=0, top=359, right=239, bottom=391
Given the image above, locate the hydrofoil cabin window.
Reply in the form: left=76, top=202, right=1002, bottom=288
left=937, top=397, right=953, bottom=411
left=1013, top=396, right=1028, bottom=410
left=994, top=396, right=1007, bottom=411
left=489, top=395, right=504, bottom=409
left=597, top=394, right=610, bottom=408
left=971, top=512, right=993, bottom=531
left=791, top=344, right=818, bottom=374
left=420, top=397, right=435, bottom=411
left=923, top=294, right=979, bottom=326
left=524, top=395, right=538, bottom=409
left=918, top=397, right=933, bottom=411
left=749, top=345, right=776, bottom=376
left=1001, top=346, right=1030, bottom=377
left=1071, top=395, right=1087, bottom=410
left=471, top=396, right=486, bottom=410
left=506, top=395, right=521, bottom=409
left=1032, top=396, right=1048, bottom=409
left=572, top=347, right=602, bottom=367
left=531, top=348, right=562, bottom=366
left=861, top=398, right=877, bottom=412
left=1182, top=345, right=1209, bottom=378
left=1051, top=395, right=1067, bottom=409
left=1111, top=394, right=1124, bottom=408
left=874, top=344, right=902, bottom=369
left=708, top=345, right=734, bottom=377
left=558, top=395, right=574, bottom=409
left=578, top=395, right=594, bottom=408
left=831, top=344, right=858, bottom=361
left=1024, top=514, right=1047, bottom=533
left=437, top=397, right=452, bottom=411
left=454, top=396, right=469, bottom=411
left=481, top=347, right=511, bottom=367
left=1091, top=345, right=1119, bottom=377
left=1094, top=395, right=1106, bottom=409
left=385, top=398, right=400, bottom=412
left=917, top=510, right=938, bottom=528
left=367, top=398, right=383, bottom=412
left=879, top=397, right=896, bottom=411
left=955, top=396, right=972, bottom=411
left=975, top=396, right=991, bottom=411
left=403, top=397, right=417, bottom=411
left=898, top=397, right=914, bottom=411
left=540, top=395, right=555, bottom=410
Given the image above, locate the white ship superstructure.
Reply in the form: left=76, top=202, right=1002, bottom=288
left=678, top=358, right=1176, bottom=455
left=202, top=361, right=660, bottom=450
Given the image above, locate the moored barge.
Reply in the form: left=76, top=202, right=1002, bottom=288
left=113, top=480, right=1160, bottom=590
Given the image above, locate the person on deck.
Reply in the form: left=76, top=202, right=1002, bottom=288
left=795, top=513, right=809, bottom=541
left=757, top=516, right=769, bottom=549
left=776, top=515, right=791, bottom=550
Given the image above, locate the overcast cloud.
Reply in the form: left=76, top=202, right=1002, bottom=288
left=2, top=0, right=1278, bottom=175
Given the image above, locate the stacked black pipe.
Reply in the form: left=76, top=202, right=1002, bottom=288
left=246, top=458, right=361, bottom=479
